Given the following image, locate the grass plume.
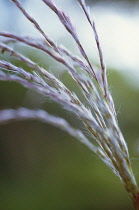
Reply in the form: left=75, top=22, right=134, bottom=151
left=0, top=0, right=138, bottom=208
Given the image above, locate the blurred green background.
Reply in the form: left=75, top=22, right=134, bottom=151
left=0, top=0, right=139, bottom=210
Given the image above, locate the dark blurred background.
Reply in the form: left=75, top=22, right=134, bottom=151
left=0, top=0, right=139, bottom=210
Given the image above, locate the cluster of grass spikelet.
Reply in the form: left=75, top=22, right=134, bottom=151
left=0, top=0, right=138, bottom=208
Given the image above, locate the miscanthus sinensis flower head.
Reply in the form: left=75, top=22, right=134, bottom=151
left=0, top=0, right=138, bottom=208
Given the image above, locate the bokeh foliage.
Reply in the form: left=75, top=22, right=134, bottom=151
left=0, top=49, right=139, bottom=209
